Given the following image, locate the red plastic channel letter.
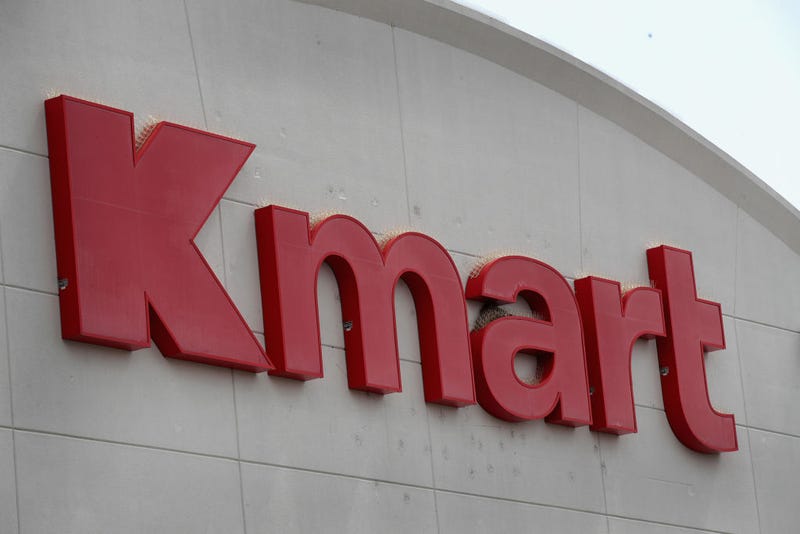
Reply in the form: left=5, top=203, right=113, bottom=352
left=254, top=205, right=475, bottom=406
left=575, top=277, right=665, bottom=434
left=647, top=246, right=737, bottom=453
left=44, top=95, right=270, bottom=372
left=466, top=256, right=592, bottom=426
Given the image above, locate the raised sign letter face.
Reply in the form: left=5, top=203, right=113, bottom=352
left=42, top=96, right=738, bottom=453
left=45, top=95, right=271, bottom=372
left=254, top=205, right=475, bottom=406
left=466, top=256, right=592, bottom=426
left=647, top=246, right=737, bottom=453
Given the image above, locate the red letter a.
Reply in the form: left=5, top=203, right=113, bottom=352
left=467, top=256, right=592, bottom=426
left=45, top=95, right=271, bottom=372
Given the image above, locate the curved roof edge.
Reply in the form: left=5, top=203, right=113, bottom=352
left=298, top=0, right=800, bottom=255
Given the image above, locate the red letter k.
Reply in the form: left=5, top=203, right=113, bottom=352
left=45, top=95, right=271, bottom=372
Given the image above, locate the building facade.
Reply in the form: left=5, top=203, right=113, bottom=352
left=0, top=0, right=798, bottom=532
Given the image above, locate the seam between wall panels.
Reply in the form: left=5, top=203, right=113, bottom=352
left=10, top=430, right=21, bottom=534
left=747, top=428, right=764, bottom=534
left=181, top=1, right=247, bottom=531
left=182, top=0, right=208, bottom=131
left=0, top=284, right=57, bottom=297
left=391, top=25, right=440, bottom=533
left=6, top=421, right=793, bottom=462
left=594, top=432, right=611, bottom=533
left=0, top=424, right=771, bottom=533
left=732, top=208, right=741, bottom=316
left=0, top=145, right=47, bottom=159
left=744, top=426, right=800, bottom=440
left=576, top=105, right=600, bottom=527
left=423, top=405, right=442, bottom=534
left=724, top=314, right=800, bottom=335
left=731, top=313, right=751, bottom=431
left=1, top=286, right=798, bottom=340
left=6, top=280, right=800, bottom=336
left=735, top=321, right=763, bottom=534
left=0, top=122, right=47, bottom=534
left=391, top=27, right=413, bottom=228
left=2, top=288, right=22, bottom=533
left=231, top=371, right=248, bottom=534
left=626, top=404, right=800, bottom=439
left=601, top=514, right=727, bottom=533
left=576, top=104, right=584, bottom=273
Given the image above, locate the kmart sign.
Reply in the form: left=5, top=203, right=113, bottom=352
left=44, top=95, right=737, bottom=455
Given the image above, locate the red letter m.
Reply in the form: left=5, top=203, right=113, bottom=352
left=255, top=205, right=475, bottom=406
left=45, top=95, right=270, bottom=372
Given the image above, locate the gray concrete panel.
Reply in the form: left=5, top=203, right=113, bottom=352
left=736, top=209, right=800, bottom=332
left=393, top=27, right=581, bottom=273
left=241, top=462, right=437, bottom=533
left=393, top=278, right=422, bottom=363
left=185, top=0, right=409, bottom=231
left=235, top=350, right=434, bottom=486
left=0, top=0, right=205, bottom=156
left=299, top=0, right=800, bottom=259
left=599, top=407, right=758, bottom=532
left=15, top=431, right=244, bottom=534
left=628, top=338, right=664, bottom=412
left=427, top=403, right=606, bottom=512
left=317, top=262, right=347, bottom=350
left=737, top=319, right=800, bottom=436
left=608, top=517, right=721, bottom=533
left=194, top=205, right=226, bottom=289
left=7, top=289, right=240, bottom=457
left=705, top=316, right=747, bottom=425
left=750, top=428, right=800, bottom=534
left=219, top=200, right=264, bottom=334
left=436, top=491, right=608, bottom=534
left=578, top=107, right=737, bottom=312
left=0, top=289, right=10, bottom=427
left=0, top=429, right=17, bottom=534
left=0, top=149, right=57, bottom=294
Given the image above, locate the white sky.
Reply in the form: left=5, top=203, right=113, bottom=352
left=457, top=0, right=800, bottom=210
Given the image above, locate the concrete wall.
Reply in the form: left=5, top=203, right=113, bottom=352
left=0, top=0, right=797, bottom=532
